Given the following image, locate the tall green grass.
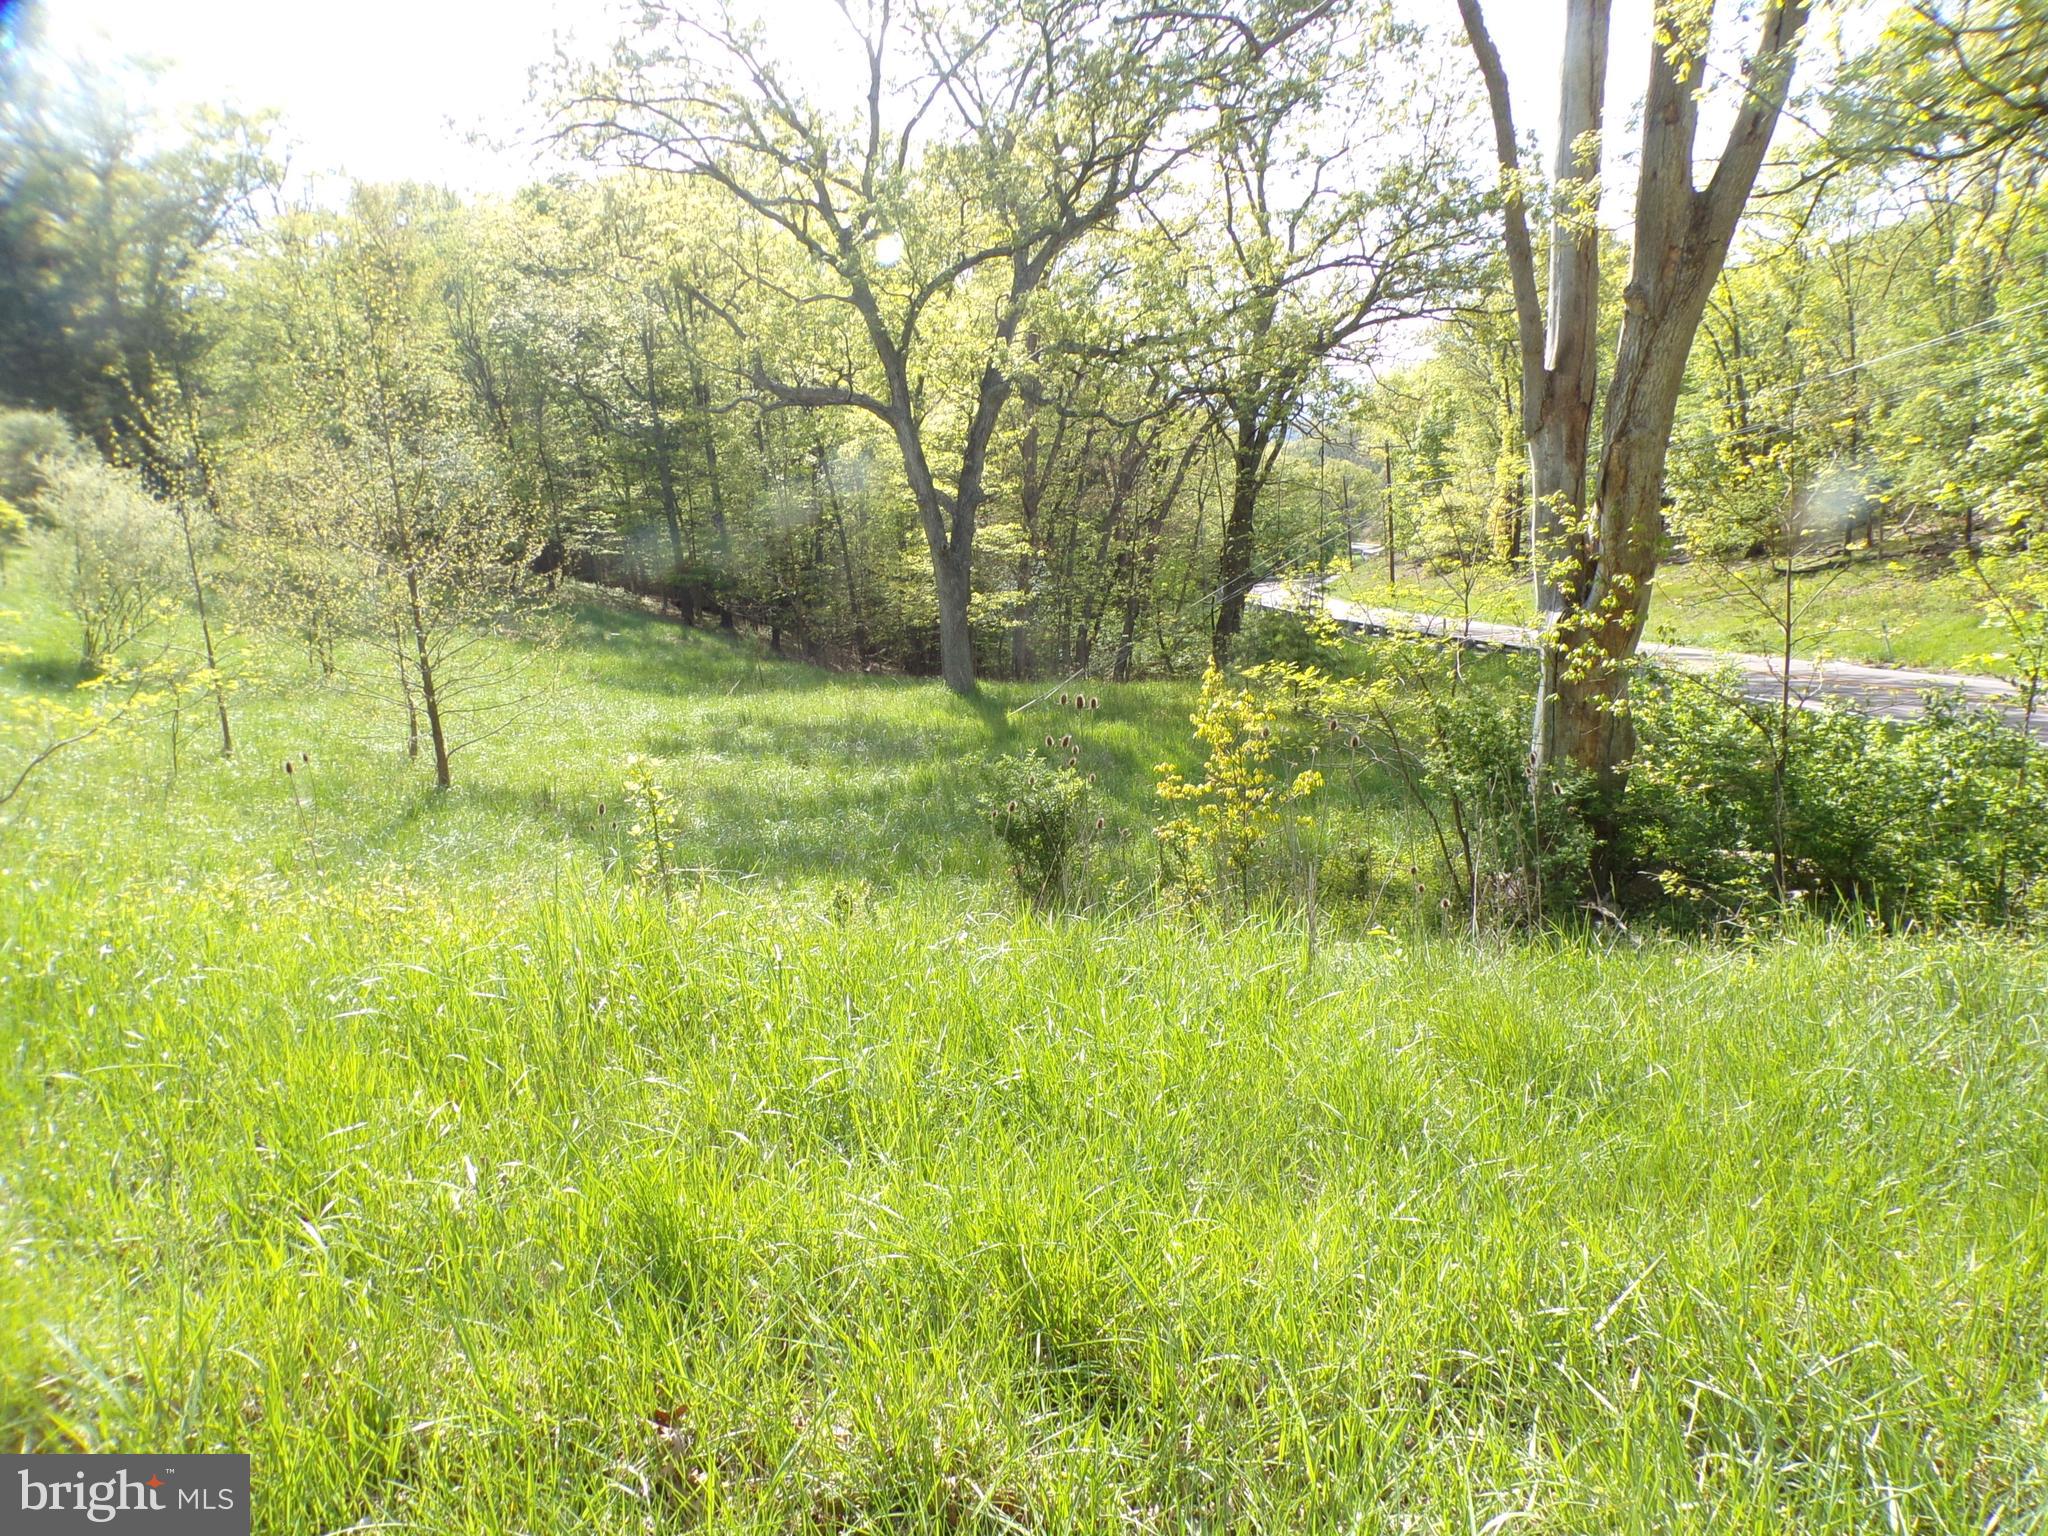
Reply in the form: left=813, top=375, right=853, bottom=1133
left=2, top=582, right=2044, bottom=1532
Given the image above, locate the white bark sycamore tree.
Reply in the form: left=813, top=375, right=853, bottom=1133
left=555, top=0, right=1325, bottom=693
left=1455, top=0, right=1811, bottom=789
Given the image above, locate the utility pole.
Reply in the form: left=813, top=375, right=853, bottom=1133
left=1382, top=444, right=1395, bottom=591
left=1317, top=442, right=1327, bottom=555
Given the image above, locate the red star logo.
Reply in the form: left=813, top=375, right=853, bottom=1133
left=147, top=1476, right=164, bottom=1488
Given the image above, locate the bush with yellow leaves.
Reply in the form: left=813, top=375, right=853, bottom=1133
left=1154, top=663, right=1324, bottom=906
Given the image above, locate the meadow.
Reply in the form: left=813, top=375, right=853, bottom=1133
left=2, top=588, right=2045, bottom=1533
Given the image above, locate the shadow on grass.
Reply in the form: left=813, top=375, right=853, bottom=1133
left=5, top=652, right=95, bottom=694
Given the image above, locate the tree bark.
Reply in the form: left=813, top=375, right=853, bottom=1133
left=931, top=544, right=976, bottom=695
left=404, top=567, right=452, bottom=789
left=1211, top=418, right=1278, bottom=665
left=1553, top=0, right=1811, bottom=787
left=1462, top=0, right=1809, bottom=789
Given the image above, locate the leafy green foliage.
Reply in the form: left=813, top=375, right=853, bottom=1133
left=1620, top=674, right=2048, bottom=928
left=1154, top=663, right=1325, bottom=906
left=620, top=752, right=682, bottom=897
left=982, top=745, right=1098, bottom=908
left=0, top=408, right=83, bottom=513
left=34, top=455, right=183, bottom=668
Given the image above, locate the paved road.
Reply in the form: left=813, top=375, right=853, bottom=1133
left=1250, top=578, right=2047, bottom=741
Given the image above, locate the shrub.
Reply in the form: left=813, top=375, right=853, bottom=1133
left=983, top=747, right=1096, bottom=907
left=1619, top=673, right=2048, bottom=929
left=621, top=754, right=682, bottom=897
left=0, top=495, right=24, bottom=584
left=1154, top=664, right=1323, bottom=908
left=35, top=456, right=184, bottom=669
left=0, top=408, right=84, bottom=514
left=1253, top=642, right=1594, bottom=927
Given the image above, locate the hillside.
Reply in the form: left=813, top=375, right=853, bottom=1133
left=3, top=591, right=2044, bottom=1532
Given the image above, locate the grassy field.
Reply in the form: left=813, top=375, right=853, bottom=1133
left=3, top=585, right=2046, bottom=1532
left=1332, top=549, right=1992, bottom=672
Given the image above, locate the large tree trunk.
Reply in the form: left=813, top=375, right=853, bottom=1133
left=1527, top=0, right=1609, bottom=620
left=931, top=543, right=976, bottom=694
left=1210, top=420, right=1273, bottom=666
left=1462, top=0, right=1808, bottom=792
left=1553, top=0, right=1810, bottom=788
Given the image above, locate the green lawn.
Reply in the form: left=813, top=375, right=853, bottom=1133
left=1333, top=549, right=1994, bottom=672
left=3, top=585, right=2045, bottom=1532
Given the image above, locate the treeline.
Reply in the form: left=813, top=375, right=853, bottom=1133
left=0, top=0, right=1468, bottom=699
left=1, top=0, right=2043, bottom=711
left=1361, top=183, right=2048, bottom=589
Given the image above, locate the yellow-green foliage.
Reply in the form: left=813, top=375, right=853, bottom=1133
left=1154, top=663, right=1324, bottom=901
left=620, top=752, right=681, bottom=896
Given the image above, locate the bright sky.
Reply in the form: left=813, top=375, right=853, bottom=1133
left=29, top=0, right=1755, bottom=200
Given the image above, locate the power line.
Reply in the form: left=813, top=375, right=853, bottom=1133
left=1715, top=293, right=2048, bottom=418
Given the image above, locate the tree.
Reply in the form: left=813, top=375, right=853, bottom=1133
left=0, top=46, right=274, bottom=475
left=1187, top=6, right=1484, bottom=662
left=35, top=456, right=184, bottom=671
left=1457, top=0, right=1811, bottom=794
left=555, top=0, right=1304, bottom=693
left=229, top=187, right=549, bottom=788
left=1829, top=0, right=2048, bottom=182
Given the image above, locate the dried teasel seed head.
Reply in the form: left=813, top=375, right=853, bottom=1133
left=1328, top=718, right=1339, bottom=732
left=1044, top=734, right=1055, bottom=748
left=1007, top=800, right=1018, bottom=814
left=301, top=752, right=310, bottom=764
left=1060, top=693, right=1069, bottom=706
left=598, top=802, right=607, bottom=817
left=1061, top=734, right=1072, bottom=748
left=1094, top=816, right=1104, bottom=830
left=1349, top=734, right=1361, bottom=749
left=283, top=760, right=294, bottom=775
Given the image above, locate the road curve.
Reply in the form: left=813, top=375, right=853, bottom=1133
left=1249, top=578, right=2046, bottom=742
